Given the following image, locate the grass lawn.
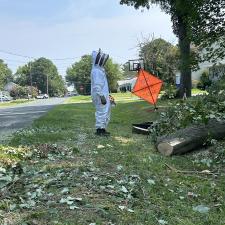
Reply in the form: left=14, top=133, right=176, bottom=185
left=0, top=96, right=224, bottom=225
left=191, top=88, right=208, bottom=95
left=0, top=99, right=34, bottom=108
left=64, top=93, right=139, bottom=104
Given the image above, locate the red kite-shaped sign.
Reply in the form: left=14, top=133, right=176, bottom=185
left=132, top=69, right=163, bottom=108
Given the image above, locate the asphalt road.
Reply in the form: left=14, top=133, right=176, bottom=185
left=0, top=98, right=65, bottom=142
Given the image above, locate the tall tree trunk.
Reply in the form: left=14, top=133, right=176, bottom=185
left=178, top=16, right=192, bottom=98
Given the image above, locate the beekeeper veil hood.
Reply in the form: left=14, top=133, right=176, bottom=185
left=92, top=49, right=109, bottom=67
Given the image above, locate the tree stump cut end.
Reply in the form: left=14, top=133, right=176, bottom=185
left=157, top=138, right=184, bottom=156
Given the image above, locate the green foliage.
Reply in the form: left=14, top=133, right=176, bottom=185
left=120, top=0, right=225, bottom=97
left=10, top=85, right=22, bottom=99
left=14, top=58, right=66, bottom=97
left=120, top=0, right=225, bottom=59
left=161, top=84, right=178, bottom=100
left=66, top=55, right=92, bottom=95
left=0, top=145, right=31, bottom=166
left=208, top=74, right=225, bottom=93
left=14, top=63, right=31, bottom=87
left=191, top=1, right=225, bottom=62
left=66, top=55, right=122, bottom=94
left=121, top=63, right=136, bottom=78
left=105, top=58, right=123, bottom=92
left=150, top=90, right=225, bottom=141
left=196, top=71, right=212, bottom=90
left=32, top=58, right=66, bottom=97
left=10, top=85, right=38, bottom=99
left=30, top=86, right=38, bottom=97
left=0, top=59, right=13, bottom=89
left=139, top=38, right=179, bottom=84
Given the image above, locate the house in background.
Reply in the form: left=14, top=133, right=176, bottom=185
left=117, top=77, right=137, bottom=92
left=66, top=83, right=78, bottom=96
left=192, top=59, right=225, bottom=81
left=176, top=43, right=225, bottom=86
left=4, top=82, right=17, bottom=93
left=175, top=59, right=225, bottom=87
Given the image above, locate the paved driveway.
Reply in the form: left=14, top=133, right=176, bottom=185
left=0, top=98, right=65, bottom=142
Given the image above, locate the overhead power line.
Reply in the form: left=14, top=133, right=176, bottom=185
left=52, top=57, right=78, bottom=61
left=0, top=49, right=35, bottom=59
left=0, top=58, right=28, bottom=64
left=0, top=49, right=80, bottom=61
left=0, top=49, right=128, bottom=61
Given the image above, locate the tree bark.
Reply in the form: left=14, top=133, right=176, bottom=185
left=178, top=15, right=192, bottom=98
left=156, top=120, right=225, bottom=156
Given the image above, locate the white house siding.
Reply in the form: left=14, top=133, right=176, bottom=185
left=117, top=77, right=137, bottom=92
left=175, top=58, right=225, bottom=86
left=192, top=58, right=225, bottom=81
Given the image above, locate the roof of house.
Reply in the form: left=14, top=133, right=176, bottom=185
left=4, top=82, right=17, bottom=91
left=117, top=77, right=137, bottom=87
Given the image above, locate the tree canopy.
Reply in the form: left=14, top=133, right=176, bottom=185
left=139, top=38, right=179, bottom=84
left=0, top=59, right=13, bottom=89
left=14, top=58, right=66, bottom=97
left=66, top=55, right=122, bottom=94
left=120, top=0, right=225, bottom=97
left=121, top=63, right=137, bottom=78
left=66, top=55, right=92, bottom=95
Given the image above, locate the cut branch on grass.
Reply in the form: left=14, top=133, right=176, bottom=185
left=165, top=163, right=219, bottom=176
left=0, top=176, right=24, bottom=200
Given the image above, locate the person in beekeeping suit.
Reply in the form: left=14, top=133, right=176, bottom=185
left=91, top=49, right=111, bottom=136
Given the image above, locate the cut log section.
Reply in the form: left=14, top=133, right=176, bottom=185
left=157, top=120, right=225, bottom=156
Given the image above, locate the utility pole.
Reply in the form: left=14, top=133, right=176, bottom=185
left=0, top=91, right=2, bottom=103
left=29, top=62, right=33, bottom=97
left=46, top=74, right=49, bottom=96
left=29, top=62, right=33, bottom=87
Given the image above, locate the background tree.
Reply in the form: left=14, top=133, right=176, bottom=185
left=0, top=59, right=13, bottom=89
left=120, top=0, right=225, bottom=97
left=10, top=85, right=35, bottom=99
left=197, top=70, right=212, bottom=90
left=121, top=63, right=137, bottom=78
left=105, top=58, right=123, bottom=92
left=139, top=37, right=179, bottom=84
left=66, top=55, right=92, bottom=95
left=14, top=63, right=31, bottom=87
left=15, top=58, right=66, bottom=97
left=66, top=55, right=122, bottom=94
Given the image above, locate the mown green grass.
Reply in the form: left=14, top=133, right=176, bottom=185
left=64, top=92, right=139, bottom=104
left=191, top=88, right=207, bottom=95
left=0, top=99, right=34, bottom=108
left=1, top=98, right=225, bottom=225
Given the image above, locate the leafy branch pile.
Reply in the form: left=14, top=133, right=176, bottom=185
left=150, top=88, right=225, bottom=141
left=0, top=145, right=31, bottom=193
left=0, top=142, right=150, bottom=224
left=0, top=143, right=81, bottom=223
left=0, top=143, right=74, bottom=194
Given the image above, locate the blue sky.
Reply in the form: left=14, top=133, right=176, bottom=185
left=0, top=0, right=176, bottom=76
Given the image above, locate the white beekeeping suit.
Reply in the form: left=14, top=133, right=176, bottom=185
left=91, top=49, right=111, bottom=136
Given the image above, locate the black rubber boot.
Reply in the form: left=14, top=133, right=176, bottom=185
left=95, top=128, right=103, bottom=136
left=95, top=128, right=110, bottom=136
left=101, top=129, right=110, bottom=136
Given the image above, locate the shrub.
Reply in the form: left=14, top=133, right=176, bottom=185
left=161, top=84, right=178, bottom=99
left=150, top=80, right=225, bottom=141
left=197, top=70, right=212, bottom=90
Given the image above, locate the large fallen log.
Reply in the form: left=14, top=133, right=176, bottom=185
left=156, top=120, right=225, bottom=156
